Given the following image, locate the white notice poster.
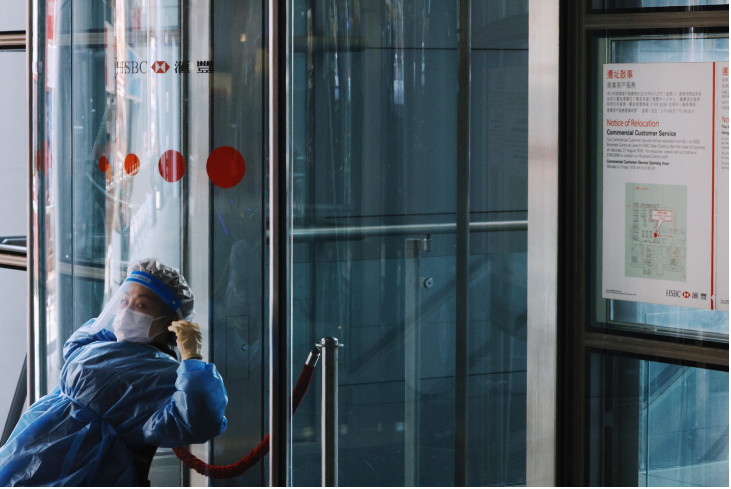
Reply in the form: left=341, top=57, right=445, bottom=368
left=602, top=62, right=719, bottom=309
left=715, top=62, right=729, bottom=311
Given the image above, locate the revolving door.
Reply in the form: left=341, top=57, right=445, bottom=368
left=29, top=0, right=536, bottom=485
left=30, top=0, right=267, bottom=484
left=279, top=1, right=531, bottom=485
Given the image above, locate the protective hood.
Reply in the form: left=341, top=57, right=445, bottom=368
left=90, top=271, right=183, bottom=342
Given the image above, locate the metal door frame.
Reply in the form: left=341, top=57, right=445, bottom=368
left=527, top=0, right=561, bottom=486
left=25, top=0, right=36, bottom=410
left=268, top=0, right=291, bottom=485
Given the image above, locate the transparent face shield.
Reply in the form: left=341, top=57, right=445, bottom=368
left=90, top=271, right=183, bottom=343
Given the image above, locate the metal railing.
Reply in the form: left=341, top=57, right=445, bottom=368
left=292, top=220, right=527, bottom=242
left=0, top=236, right=28, bottom=270
left=0, top=236, right=27, bottom=254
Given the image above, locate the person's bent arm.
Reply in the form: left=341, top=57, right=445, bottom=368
left=139, top=359, right=228, bottom=447
left=63, top=320, right=117, bottom=361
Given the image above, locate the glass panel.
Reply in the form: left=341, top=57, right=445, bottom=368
left=0, top=0, right=26, bottom=31
left=587, top=351, right=729, bottom=487
left=0, top=47, right=27, bottom=439
left=31, top=0, right=266, bottom=485
left=0, top=268, right=27, bottom=430
left=0, top=50, right=27, bottom=237
left=590, top=0, right=728, bottom=12
left=588, top=31, right=729, bottom=342
left=288, top=0, right=528, bottom=486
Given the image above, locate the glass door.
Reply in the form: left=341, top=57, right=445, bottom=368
left=285, top=1, right=530, bottom=485
left=31, top=0, right=268, bottom=485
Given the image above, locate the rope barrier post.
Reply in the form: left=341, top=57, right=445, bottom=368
left=319, top=337, right=341, bottom=487
left=173, top=347, right=321, bottom=480
left=404, top=237, right=430, bottom=486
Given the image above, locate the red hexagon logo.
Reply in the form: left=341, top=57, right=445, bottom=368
left=682, top=291, right=690, bottom=298
left=152, top=61, right=170, bottom=74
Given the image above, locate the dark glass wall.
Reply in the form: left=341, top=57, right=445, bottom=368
left=288, top=1, right=529, bottom=486
left=587, top=352, right=729, bottom=487
left=209, top=0, right=267, bottom=485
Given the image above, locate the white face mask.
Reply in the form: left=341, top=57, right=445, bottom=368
left=112, top=307, right=161, bottom=344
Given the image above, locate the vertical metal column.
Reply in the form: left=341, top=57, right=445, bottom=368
left=179, top=20, right=194, bottom=485
left=269, top=0, right=291, bottom=486
left=25, top=0, right=36, bottom=408
left=404, top=237, right=431, bottom=486
left=455, top=0, right=472, bottom=486
left=179, top=0, right=190, bottom=290
left=320, top=337, right=340, bottom=487
left=31, top=0, right=48, bottom=403
left=526, top=0, right=559, bottom=485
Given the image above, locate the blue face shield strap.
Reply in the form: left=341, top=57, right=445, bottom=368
left=126, top=271, right=181, bottom=314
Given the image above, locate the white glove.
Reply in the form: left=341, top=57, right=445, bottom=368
left=168, top=320, right=203, bottom=360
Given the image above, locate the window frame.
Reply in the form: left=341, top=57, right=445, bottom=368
left=559, top=2, right=729, bottom=486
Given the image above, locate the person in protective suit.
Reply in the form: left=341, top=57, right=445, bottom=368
left=0, top=258, right=228, bottom=486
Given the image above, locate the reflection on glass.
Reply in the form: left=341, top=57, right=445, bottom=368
left=37, top=0, right=186, bottom=392
left=33, top=1, right=190, bottom=485
left=590, top=32, right=729, bottom=341
left=289, top=0, right=528, bottom=485
left=588, top=351, right=729, bottom=487
left=591, top=0, right=728, bottom=10
left=32, top=0, right=267, bottom=485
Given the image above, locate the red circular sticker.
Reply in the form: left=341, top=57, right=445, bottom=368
left=207, top=146, right=246, bottom=188
left=124, top=154, right=140, bottom=176
left=158, top=150, right=186, bottom=182
left=98, top=156, right=109, bottom=173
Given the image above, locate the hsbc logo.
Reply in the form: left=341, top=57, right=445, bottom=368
left=151, top=61, right=170, bottom=74
left=115, top=60, right=212, bottom=75
left=666, top=289, right=693, bottom=298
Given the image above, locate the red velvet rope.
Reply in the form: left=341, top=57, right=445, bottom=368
left=172, top=364, right=316, bottom=479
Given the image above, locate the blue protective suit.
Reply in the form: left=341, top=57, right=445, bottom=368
left=0, top=320, right=228, bottom=486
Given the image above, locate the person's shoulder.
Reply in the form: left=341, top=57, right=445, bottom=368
left=126, top=343, right=180, bottom=363
left=149, top=348, right=181, bottom=365
left=110, top=347, right=179, bottom=384
left=76, top=341, right=177, bottom=370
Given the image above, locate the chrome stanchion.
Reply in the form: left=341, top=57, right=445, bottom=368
left=319, top=337, right=342, bottom=487
left=404, top=237, right=431, bottom=486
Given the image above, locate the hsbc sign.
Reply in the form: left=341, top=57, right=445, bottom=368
left=115, top=60, right=212, bottom=74
left=665, top=289, right=704, bottom=300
